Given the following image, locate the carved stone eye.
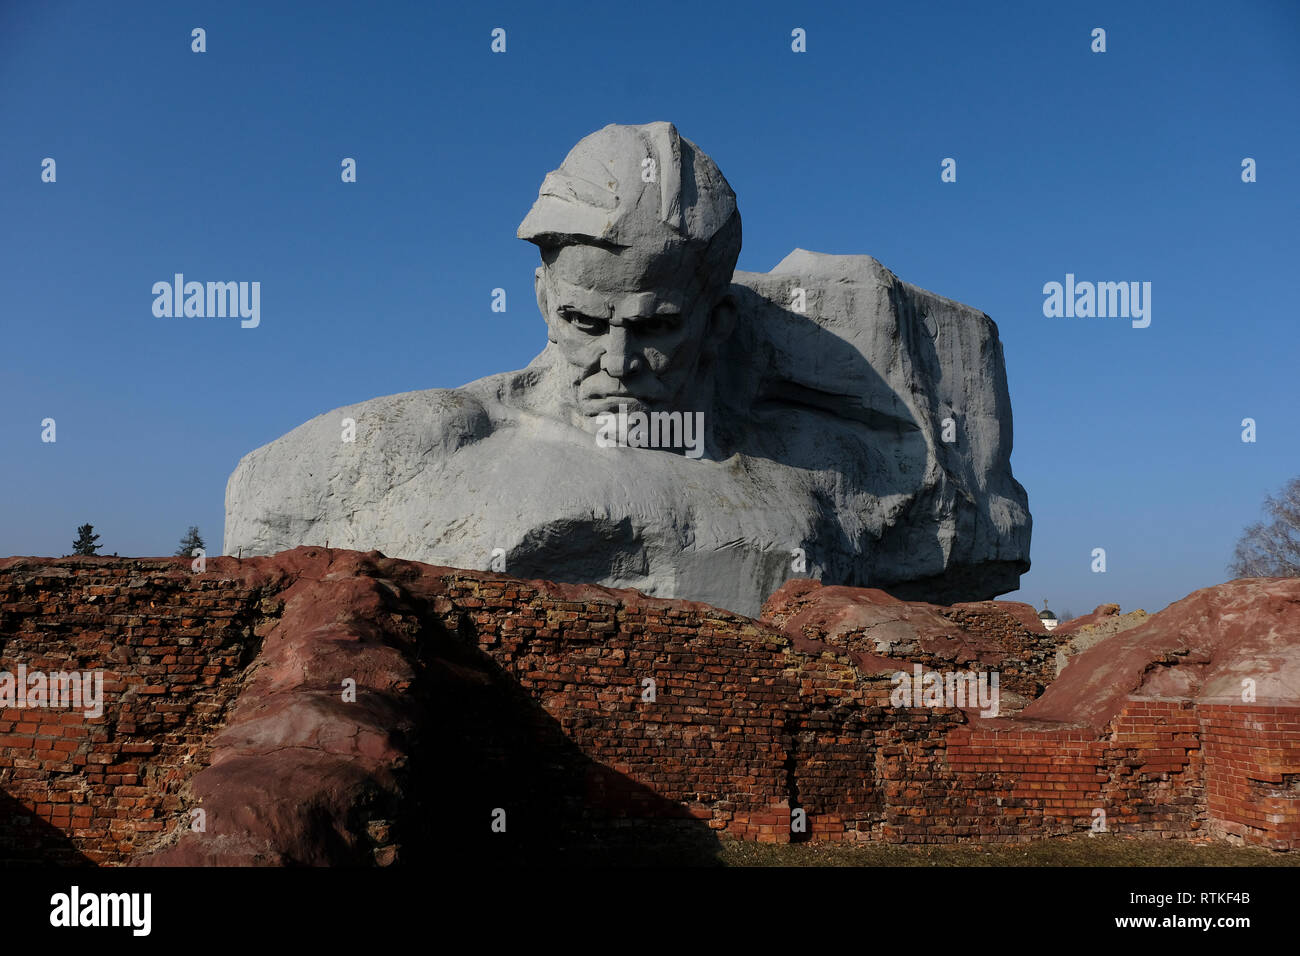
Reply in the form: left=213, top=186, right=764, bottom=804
left=638, top=315, right=679, bottom=336
left=561, top=310, right=607, bottom=334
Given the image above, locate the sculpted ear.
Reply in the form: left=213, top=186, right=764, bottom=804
left=534, top=267, right=548, bottom=316
left=535, top=267, right=560, bottom=343
left=704, top=293, right=737, bottom=357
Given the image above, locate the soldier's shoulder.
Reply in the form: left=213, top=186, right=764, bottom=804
left=230, top=386, right=493, bottom=480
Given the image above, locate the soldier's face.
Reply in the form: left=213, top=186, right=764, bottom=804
left=538, top=242, right=725, bottom=431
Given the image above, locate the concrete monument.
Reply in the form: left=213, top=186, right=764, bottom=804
left=225, top=122, right=1030, bottom=616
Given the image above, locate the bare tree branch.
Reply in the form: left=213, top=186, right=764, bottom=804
left=1228, top=477, right=1300, bottom=577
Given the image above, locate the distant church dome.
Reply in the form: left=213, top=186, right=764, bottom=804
left=1038, top=600, right=1059, bottom=631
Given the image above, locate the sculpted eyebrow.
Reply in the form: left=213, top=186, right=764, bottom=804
left=559, top=306, right=604, bottom=320
left=626, top=312, right=680, bottom=326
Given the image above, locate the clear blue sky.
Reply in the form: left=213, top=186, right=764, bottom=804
left=2, top=0, right=1297, bottom=617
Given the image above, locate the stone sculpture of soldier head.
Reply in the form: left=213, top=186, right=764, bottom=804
left=517, top=122, right=743, bottom=435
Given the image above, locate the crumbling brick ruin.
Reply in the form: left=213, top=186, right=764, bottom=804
left=0, top=548, right=1295, bottom=865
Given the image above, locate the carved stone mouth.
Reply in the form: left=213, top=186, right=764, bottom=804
left=584, top=393, right=656, bottom=410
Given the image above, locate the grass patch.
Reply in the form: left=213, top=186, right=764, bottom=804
left=716, top=834, right=1297, bottom=866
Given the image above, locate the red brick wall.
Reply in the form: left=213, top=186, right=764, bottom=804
left=424, top=574, right=1296, bottom=851
left=934, top=700, right=1204, bottom=844
left=1, top=553, right=1295, bottom=863
left=1200, top=703, right=1300, bottom=850
left=425, top=578, right=800, bottom=841
left=0, top=559, right=274, bottom=864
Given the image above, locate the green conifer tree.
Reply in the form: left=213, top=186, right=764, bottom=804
left=71, top=523, right=101, bottom=556
left=175, top=526, right=206, bottom=557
